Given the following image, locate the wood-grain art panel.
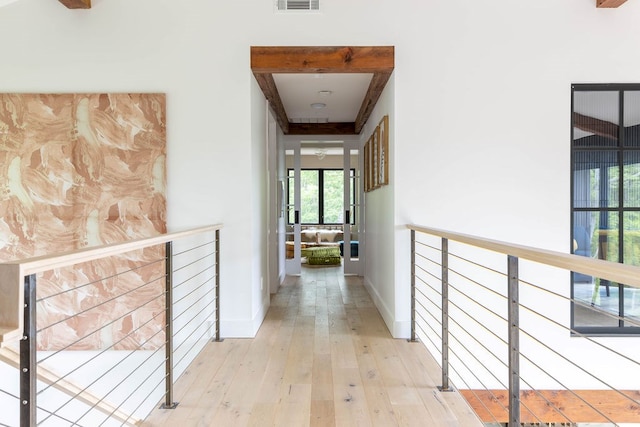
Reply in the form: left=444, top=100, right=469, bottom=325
left=0, top=93, right=167, bottom=350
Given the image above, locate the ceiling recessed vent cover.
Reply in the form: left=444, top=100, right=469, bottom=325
left=276, top=0, right=320, bottom=12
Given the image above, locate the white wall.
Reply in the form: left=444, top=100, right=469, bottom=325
left=2, top=0, right=640, bottom=344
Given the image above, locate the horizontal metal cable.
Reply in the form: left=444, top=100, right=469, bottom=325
left=35, top=402, right=89, bottom=427
left=415, top=285, right=442, bottom=316
left=415, top=308, right=441, bottom=337
left=173, top=304, right=215, bottom=356
left=120, top=371, right=169, bottom=427
left=172, top=240, right=215, bottom=258
left=173, top=264, right=214, bottom=291
left=0, top=387, right=18, bottom=401
left=38, top=301, right=167, bottom=394
left=173, top=272, right=215, bottom=302
left=38, top=326, right=167, bottom=425
left=519, top=300, right=640, bottom=368
left=447, top=311, right=508, bottom=372
left=36, top=257, right=165, bottom=303
left=414, top=240, right=441, bottom=252
left=38, top=273, right=166, bottom=334
left=445, top=343, right=508, bottom=424
left=447, top=281, right=508, bottom=325
left=414, top=250, right=441, bottom=269
left=448, top=250, right=506, bottom=278
left=446, top=265, right=508, bottom=301
left=414, top=264, right=441, bottom=287
left=97, top=360, right=167, bottom=427
left=516, top=329, right=617, bottom=425
left=173, top=286, right=215, bottom=326
left=518, top=325, right=635, bottom=422
left=174, top=319, right=215, bottom=370
left=73, top=337, right=168, bottom=426
left=519, top=278, right=640, bottom=328
left=172, top=251, right=216, bottom=275
left=446, top=295, right=508, bottom=348
left=414, top=321, right=442, bottom=353
left=38, top=291, right=165, bottom=366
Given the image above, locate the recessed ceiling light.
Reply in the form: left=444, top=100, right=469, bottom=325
left=318, top=90, right=332, bottom=96
left=311, top=102, right=326, bottom=109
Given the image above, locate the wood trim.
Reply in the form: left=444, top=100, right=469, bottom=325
left=251, top=46, right=394, bottom=135
left=461, top=389, right=640, bottom=423
left=288, top=122, right=356, bottom=135
left=355, top=72, right=392, bottom=134
left=250, top=46, right=394, bottom=74
left=573, top=112, right=618, bottom=140
left=597, top=0, right=628, bottom=7
left=0, top=264, right=21, bottom=346
left=407, top=224, right=640, bottom=288
left=253, top=72, right=289, bottom=134
left=58, top=0, right=91, bottom=9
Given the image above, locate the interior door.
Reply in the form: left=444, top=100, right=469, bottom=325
left=343, top=141, right=363, bottom=275
left=284, top=142, right=302, bottom=275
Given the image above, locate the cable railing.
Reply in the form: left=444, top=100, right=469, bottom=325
left=408, top=224, right=640, bottom=427
left=0, top=224, right=222, bottom=427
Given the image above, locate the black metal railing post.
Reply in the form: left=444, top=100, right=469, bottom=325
left=440, top=237, right=451, bottom=392
left=214, top=229, right=222, bottom=342
left=410, top=230, right=417, bottom=342
left=161, top=241, right=178, bottom=409
left=507, top=255, right=520, bottom=426
left=20, top=274, right=36, bottom=427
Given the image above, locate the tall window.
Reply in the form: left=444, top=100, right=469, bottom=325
left=287, top=169, right=354, bottom=225
left=571, top=84, right=640, bottom=334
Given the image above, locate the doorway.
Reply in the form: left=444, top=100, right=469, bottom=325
left=283, top=139, right=363, bottom=276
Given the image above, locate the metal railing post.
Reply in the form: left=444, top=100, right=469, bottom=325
left=440, top=237, right=451, bottom=392
left=215, top=229, right=222, bottom=342
left=410, top=230, right=417, bottom=342
left=507, top=255, right=520, bottom=427
left=20, top=274, right=37, bottom=427
left=161, top=241, right=178, bottom=409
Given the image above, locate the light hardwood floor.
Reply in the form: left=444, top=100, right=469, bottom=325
left=143, top=265, right=483, bottom=426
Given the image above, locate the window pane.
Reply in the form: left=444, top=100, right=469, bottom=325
left=623, top=152, right=640, bottom=207
left=573, top=211, right=619, bottom=262
left=287, top=169, right=295, bottom=224
left=624, top=91, right=640, bottom=147
left=573, top=151, right=619, bottom=208
left=323, top=170, right=343, bottom=224
left=573, top=91, right=619, bottom=147
left=623, top=212, right=640, bottom=266
left=300, top=170, right=319, bottom=223
left=623, top=284, right=640, bottom=327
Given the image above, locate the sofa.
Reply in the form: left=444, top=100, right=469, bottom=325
left=286, top=226, right=344, bottom=259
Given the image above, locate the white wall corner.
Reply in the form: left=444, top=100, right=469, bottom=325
left=221, top=303, right=269, bottom=338
left=364, top=276, right=401, bottom=338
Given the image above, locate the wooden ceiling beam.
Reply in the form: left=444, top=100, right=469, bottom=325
left=253, top=72, right=289, bottom=134
left=597, top=0, right=627, bottom=7
left=59, top=0, right=91, bottom=8
left=288, top=122, right=357, bottom=135
left=251, top=46, right=394, bottom=74
left=355, top=72, right=392, bottom=134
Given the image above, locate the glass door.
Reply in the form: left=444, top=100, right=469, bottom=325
left=284, top=143, right=302, bottom=275
left=343, top=141, right=363, bottom=275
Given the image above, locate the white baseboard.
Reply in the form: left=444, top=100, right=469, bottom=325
left=220, top=301, right=269, bottom=338
left=363, top=276, right=410, bottom=339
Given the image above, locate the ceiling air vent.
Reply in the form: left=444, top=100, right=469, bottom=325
left=276, top=0, right=320, bottom=12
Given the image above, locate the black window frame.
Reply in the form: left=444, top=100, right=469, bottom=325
left=287, top=168, right=356, bottom=225
left=571, top=83, right=640, bottom=336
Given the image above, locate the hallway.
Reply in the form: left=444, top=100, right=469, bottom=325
left=143, top=265, right=482, bottom=426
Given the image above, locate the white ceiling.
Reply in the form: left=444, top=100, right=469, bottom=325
left=272, top=73, right=373, bottom=123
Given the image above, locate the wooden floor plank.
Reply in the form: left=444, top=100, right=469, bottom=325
left=143, top=264, right=483, bottom=426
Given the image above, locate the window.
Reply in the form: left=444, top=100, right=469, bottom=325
left=287, top=168, right=354, bottom=225
left=571, top=84, right=640, bottom=334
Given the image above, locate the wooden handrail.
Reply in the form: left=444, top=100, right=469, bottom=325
left=0, top=224, right=222, bottom=345
left=408, top=224, right=640, bottom=289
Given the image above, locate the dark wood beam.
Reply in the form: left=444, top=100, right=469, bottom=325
left=355, top=72, right=392, bottom=134
left=288, top=122, right=356, bottom=135
left=251, top=46, right=394, bottom=74
left=59, top=0, right=91, bottom=8
left=597, top=0, right=627, bottom=7
left=461, top=389, right=640, bottom=423
left=573, top=112, right=618, bottom=140
left=253, top=72, right=289, bottom=134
